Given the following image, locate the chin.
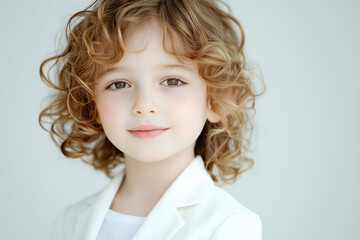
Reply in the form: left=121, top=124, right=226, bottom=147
left=124, top=152, right=172, bottom=163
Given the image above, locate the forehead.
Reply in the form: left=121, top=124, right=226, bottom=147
left=98, top=18, right=196, bottom=74
left=125, top=18, right=165, bottom=51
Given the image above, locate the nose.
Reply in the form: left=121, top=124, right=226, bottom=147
left=132, top=92, right=159, bottom=116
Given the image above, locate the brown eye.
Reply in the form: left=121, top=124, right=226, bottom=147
left=108, top=81, right=130, bottom=89
left=162, top=78, right=185, bottom=87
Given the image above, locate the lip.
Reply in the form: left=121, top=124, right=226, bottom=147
left=128, top=125, right=169, bottom=139
left=129, top=125, right=168, bottom=131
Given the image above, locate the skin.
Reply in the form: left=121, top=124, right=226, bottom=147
left=94, top=18, right=220, bottom=216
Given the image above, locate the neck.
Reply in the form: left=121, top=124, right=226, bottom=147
left=119, top=148, right=196, bottom=200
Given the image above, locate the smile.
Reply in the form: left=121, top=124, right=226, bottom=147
left=128, top=128, right=169, bottom=139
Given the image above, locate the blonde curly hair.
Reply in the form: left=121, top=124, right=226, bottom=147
left=39, top=0, right=265, bottom=183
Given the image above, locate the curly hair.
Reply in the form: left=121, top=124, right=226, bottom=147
left=39, top=0, right=266, bottom=183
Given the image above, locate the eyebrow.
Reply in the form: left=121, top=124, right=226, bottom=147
left=98, top=63, right=194, bottom=79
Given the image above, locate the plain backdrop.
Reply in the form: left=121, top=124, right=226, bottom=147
left=1, top=0, right=359, bottom=239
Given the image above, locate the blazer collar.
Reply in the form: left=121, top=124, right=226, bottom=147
left=73, top=155, right=214, bottom=240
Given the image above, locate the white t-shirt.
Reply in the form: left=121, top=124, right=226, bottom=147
left=96, top=209, right=147, bottom=240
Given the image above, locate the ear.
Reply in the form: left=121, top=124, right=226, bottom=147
left=206, top=87, right=238, bottom=123
left=207, top=101, right=221, bottom=123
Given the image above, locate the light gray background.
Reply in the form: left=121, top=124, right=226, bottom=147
left=1, top=0, right=359, bottom=239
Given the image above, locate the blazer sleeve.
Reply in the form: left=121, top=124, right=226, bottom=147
left=210, top=211, right=262, bottom=240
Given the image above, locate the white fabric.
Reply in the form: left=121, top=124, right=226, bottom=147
left=50, top=155, right=262, bottom=240
left=96, top=209, right=146, bottom=240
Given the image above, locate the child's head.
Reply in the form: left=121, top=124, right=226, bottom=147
left=94, top=18, right=222, bottom=165
left=39, top=0, right=265, bottom=183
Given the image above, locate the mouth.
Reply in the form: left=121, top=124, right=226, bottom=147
left=128, top=125, right=169, bottom=139
left=128, top=128, right=169, bottom=139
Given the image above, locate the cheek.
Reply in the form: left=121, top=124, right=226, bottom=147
left=96, top=96, right=127, bottom=127
left=170, top=88, right=208, bottom=129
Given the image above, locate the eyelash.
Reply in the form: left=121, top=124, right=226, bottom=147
left=106, top=78, right=186, bottom=90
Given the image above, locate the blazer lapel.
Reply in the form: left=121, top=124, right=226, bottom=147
left=71, top=155, right=213, bottom=240
left=71, top=166, right=126, bottom=240
left=132, top=155, right=213, bottom=240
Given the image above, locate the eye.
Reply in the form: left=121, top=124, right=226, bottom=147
left=161, top=78, right=185, bottom=87
left=107, top=81, right=130, bottom=90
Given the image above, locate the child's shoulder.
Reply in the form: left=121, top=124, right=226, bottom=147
left=62, top=191, right=99, bottom=214
left=200, top=184, right=262, bottom=238
left=51, top=192, right=100, bottom=238
left=206, top=183, right=258, bottom=215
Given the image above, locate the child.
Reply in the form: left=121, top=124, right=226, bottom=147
left=39, top=0, right=265, bottom=239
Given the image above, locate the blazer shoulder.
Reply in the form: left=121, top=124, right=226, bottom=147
left=210, top=210, right=262, bottom=240
left=62, top=191, right=99, bottom=219
left=209, top=184, right=255, bottom=214
left=50, top=192, right=100, bottom=240
left=205, top=185, right=262, bottom=239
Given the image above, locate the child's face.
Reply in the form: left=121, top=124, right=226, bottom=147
left=94, top=19, right=219, bottom=162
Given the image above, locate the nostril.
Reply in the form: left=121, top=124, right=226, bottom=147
left=134, top=109, right=157, bottom=115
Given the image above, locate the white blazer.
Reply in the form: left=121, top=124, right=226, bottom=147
left=50, top=155, right=262, bottom=240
